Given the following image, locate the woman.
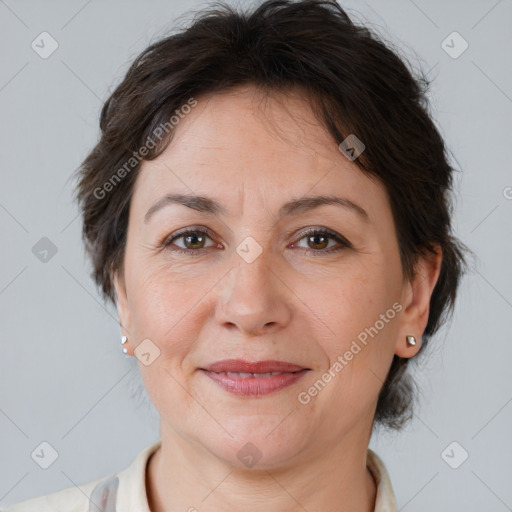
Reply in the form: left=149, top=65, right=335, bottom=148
left=4, top=0, right=466, bottom=510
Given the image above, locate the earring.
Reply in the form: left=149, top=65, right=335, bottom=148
left=121, top=335, right=128, bottom=354
left=406, top=335, right=417, bottom=346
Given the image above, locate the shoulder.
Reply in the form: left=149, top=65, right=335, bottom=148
left=1, top=440, right=161, bottom=512
left=0, top=475, right=107, bottom=512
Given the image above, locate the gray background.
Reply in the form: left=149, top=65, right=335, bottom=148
left=1, top=0, right=511, bottom=509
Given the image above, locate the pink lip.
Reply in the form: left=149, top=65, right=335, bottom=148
left=199, top=359, right=310, bottom=397
left=202, top=359, right=307, bottom=373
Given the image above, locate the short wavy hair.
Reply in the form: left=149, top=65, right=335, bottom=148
left=75, top=0, right=467, bottom=430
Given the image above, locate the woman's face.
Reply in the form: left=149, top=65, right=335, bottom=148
left=114, top=86, right=437, bottom=468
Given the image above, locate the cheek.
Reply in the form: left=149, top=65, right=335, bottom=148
left=301, top=273, right=400, bottom=433
left=126, top=262, right=200, bottom=345
left=304, top=257, right=402, bottom=392
left=307, top=259, right=399, bottom=342
left=126, top=264, right=207, bottom=411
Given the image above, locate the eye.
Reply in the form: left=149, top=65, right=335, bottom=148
left=291, top=228, right=351, bottom=254
left=160, top=227, right=351, bottom=256
left=161, top=228, right=221, bottom=255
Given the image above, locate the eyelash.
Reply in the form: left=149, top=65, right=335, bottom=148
left=160, top=227, right=352, bottom=256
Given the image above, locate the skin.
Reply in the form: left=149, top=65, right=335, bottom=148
left=113, top=85, right=442, bottom=512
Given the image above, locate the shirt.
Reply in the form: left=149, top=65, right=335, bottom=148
left=1, top=441, right=397, bottom=511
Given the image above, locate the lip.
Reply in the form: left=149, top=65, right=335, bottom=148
left=202, top=359, right=308, bottom=373
left=199, top=359, right=310, bottom=397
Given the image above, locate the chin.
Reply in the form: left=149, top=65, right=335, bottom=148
left=203, top=417, right=311, bottom=470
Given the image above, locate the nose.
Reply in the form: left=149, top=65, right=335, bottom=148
left=214, top=246, right=292, bottom=337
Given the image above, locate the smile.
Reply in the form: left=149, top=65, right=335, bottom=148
left=200, top=368, right=309, bottom=396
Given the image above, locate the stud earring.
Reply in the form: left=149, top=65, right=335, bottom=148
left=406, top=335, right=417, bottom=346
left=121, top=335, right=128, bottom=354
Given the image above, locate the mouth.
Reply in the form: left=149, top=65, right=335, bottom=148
left=198, top=359, right=310, bottom=397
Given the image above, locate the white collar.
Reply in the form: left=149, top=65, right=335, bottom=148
left=92, top=441, right=397, bottom=511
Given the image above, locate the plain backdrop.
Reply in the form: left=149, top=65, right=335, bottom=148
left=1, top=0, right=511, bottom=510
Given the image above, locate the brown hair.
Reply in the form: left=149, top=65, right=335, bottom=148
left=75, top=0, right=467, bottom=430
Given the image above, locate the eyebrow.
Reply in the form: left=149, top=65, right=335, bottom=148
left=144, top=193, right=369, bottom=223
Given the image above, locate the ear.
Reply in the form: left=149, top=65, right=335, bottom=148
left=395, top=246, right=442, bottom=358
left=112, top=270, right=132, bottom=337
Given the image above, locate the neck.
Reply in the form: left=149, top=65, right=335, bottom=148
left=146, top=427, right=377, bottom=512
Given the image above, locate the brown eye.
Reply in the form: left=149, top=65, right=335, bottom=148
left=292, top=228, right=351, bottom=254
left=162, top=228, right=219, bottom=254
left=181, top=232, right=207, bottom=250
left=305, top=232, right=330, bottom=250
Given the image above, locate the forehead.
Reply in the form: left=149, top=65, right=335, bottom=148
left=131, top=85, right=386, bottom=218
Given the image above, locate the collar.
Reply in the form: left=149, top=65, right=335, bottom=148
left=111, top=441, right=397, bottom=511
left=367, top=448, right=398, bottom=511
left=115, top=440, right=161, bottom=512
